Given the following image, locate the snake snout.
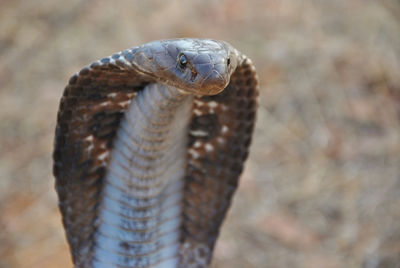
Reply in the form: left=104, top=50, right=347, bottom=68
left=202, top=70, right=228, bottom=95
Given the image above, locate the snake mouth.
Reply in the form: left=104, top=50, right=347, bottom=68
left=207, top=85, right=227, bottom=95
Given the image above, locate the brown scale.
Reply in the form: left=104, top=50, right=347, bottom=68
left=180, top=58, right=258, bottom=266
left=54, top=61, right=152, bottom=266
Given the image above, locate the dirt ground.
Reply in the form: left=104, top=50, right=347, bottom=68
left=1, top=1, right=400, bottom=267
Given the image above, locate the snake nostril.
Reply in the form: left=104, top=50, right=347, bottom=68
left=227, top=57, right=230, bottom=66
left=190, top=71, right=197, bottom=82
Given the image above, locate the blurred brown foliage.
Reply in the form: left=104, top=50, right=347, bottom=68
left=1, top=0, right=400, bottom=267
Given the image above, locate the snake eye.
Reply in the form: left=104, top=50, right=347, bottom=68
left=227, top=57, right=231, bottom=67
left=178, top=53, right=188, bottom=69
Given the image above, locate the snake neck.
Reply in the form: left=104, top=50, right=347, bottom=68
left=91, top=83, right=192, bottom=268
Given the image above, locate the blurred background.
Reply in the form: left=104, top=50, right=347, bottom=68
left=1, top=0, right=400, bottom=267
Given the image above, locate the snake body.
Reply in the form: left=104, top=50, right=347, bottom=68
left=53, top=39, right=258, bottom=267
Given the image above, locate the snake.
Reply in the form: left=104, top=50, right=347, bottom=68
left=53, top=38, right=258, bottom=268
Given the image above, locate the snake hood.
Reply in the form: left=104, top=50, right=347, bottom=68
left=132, top=39, right=239, bottom=95
left=54, top=38, right=258, bottom=267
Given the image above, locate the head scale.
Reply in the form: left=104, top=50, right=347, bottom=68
left=134, top=39, right=239, bottom=95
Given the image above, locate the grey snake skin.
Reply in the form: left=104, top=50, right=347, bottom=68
left=53, top=39, right=258, bottom=267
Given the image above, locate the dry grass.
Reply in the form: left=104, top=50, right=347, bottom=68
left=1, top=0, right=400, bottom=267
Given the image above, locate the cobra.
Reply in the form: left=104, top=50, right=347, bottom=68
left=53, top=38, right=258, bottom=268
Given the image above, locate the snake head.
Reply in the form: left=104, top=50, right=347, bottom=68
left=133, top=39, right=239, bottom=95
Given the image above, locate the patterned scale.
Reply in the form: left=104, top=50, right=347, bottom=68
left=53, top=39, right=258, bottom=268
left=179, top=58, right=258, bottom=267
left=53, top=51, right=152, bottom=267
